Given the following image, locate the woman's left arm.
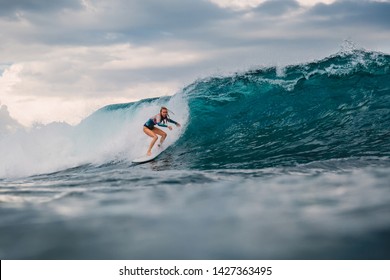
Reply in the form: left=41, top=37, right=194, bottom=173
left=168, top=118, right=181, bottom=127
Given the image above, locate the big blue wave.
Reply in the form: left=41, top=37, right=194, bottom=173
left=171, top=49, right=390, bottom=169
left=1, top=49, right=389, bottom=177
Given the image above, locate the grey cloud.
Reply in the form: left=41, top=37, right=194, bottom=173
left=1, top=0, right=389, bottom=48
left=1, top=0, right=389, bottom=92
left=85, top=0, right=234, bottom=44
left=0, top=0, right=82, bottom=18
left=254, top=0, right=301, bottom=16
left=307, top=0, right=390, bottom=29
left=0, top=0, right=234, bottom=46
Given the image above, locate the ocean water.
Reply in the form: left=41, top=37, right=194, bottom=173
left=1, top=49, right=390, bottom=259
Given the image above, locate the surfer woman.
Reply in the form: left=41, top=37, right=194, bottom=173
left=143, top=107, right=181, bottom=156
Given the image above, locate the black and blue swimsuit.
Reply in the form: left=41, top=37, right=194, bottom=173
left=144, top=114, right=178, bottom=130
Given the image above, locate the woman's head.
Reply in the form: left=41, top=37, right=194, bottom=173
left=160, top=107, right=168, bottom=118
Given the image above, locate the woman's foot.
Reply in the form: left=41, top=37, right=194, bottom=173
left=147, top=150, right=152, bottom=156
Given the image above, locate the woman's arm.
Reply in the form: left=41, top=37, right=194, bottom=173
left=167, top=118, right=180, bottom=126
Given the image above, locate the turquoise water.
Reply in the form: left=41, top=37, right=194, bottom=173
left=1, top=49, right=390, bottom=259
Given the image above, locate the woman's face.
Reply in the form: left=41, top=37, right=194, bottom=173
left=161, top=109, right=168, bottom=117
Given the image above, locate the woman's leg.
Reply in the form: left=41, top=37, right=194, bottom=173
left=143, top=126, right=158, bottom=156
left=152, top=127, right=167, bottom=145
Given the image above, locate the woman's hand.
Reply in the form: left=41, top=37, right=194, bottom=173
left=168, top=126, right=173, bottom=130
left=176, top=123, right=181, bottom=128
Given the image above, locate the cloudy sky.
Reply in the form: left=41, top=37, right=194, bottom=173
left=0, top=0, right=389, bottom=127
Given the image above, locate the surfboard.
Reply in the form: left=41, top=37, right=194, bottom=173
left=132, top=146, right=164, bottom=164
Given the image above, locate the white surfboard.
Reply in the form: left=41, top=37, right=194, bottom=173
left=132, top=146, right=165, bottom=164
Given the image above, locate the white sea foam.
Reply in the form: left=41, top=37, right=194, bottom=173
left=0, top=93, right=189, bottom=178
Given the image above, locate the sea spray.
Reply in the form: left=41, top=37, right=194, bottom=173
left=0, top=94, right=189, bottom=177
